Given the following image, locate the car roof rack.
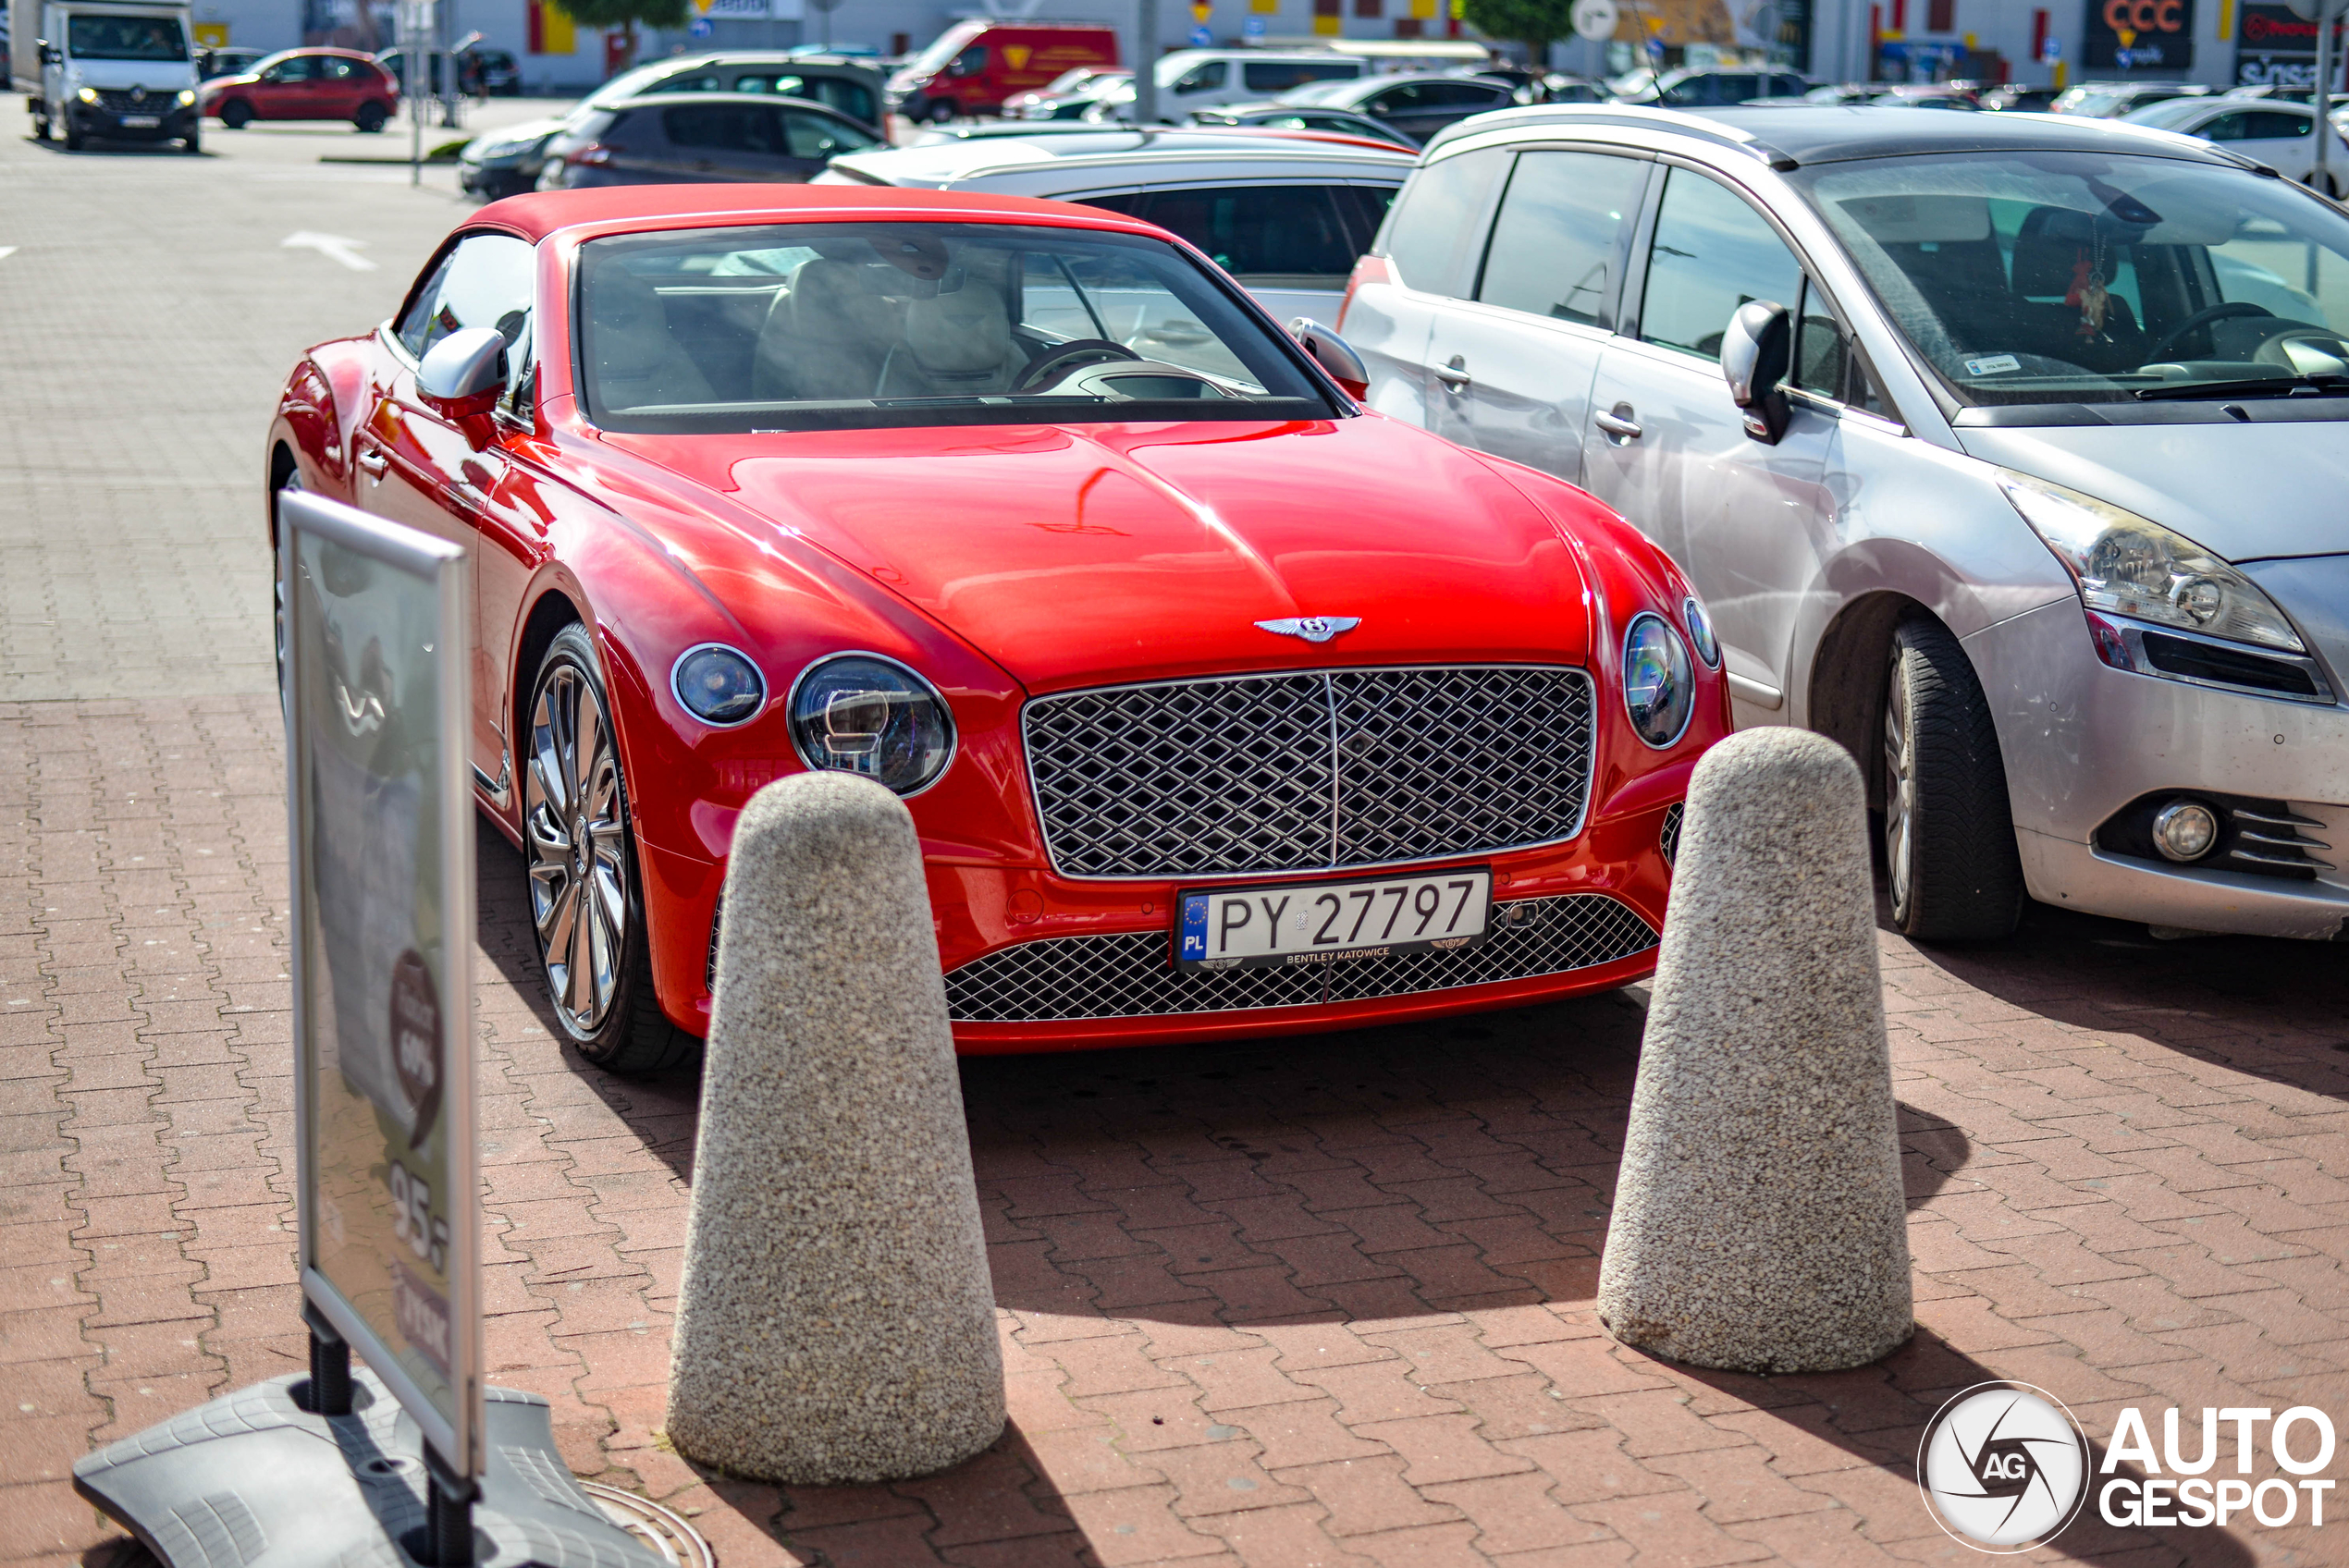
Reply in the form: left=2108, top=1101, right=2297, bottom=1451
left=1424, top=104, right=1800, bottom=170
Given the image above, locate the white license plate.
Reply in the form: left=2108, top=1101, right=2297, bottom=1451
left=1177, top=868, right=1492, bottom=970
left=120, top=114, right=161, bottom=127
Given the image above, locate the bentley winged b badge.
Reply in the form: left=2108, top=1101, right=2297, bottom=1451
left=1255, top=616, right=1362, bottom=644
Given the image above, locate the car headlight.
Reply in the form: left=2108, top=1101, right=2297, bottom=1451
left=177, top=89, right=196, bottom=105
left=1998, top=472, right=2304, bottom=652
left=788, top=654, right=954, bottom=795
left=671, top=644, right=766, bottom=726
left=1623, top=613, right=1695, bottom=748
left=1681, top=594, right=1720, bottom=668
left=77, top=86, right=99, bottom=104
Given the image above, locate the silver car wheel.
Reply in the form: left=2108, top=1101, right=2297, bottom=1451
left=1883, top=649, right=1915, bottom=913
left=526, top=661, right=627, bottom=1035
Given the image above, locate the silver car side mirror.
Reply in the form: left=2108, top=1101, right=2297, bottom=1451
left=1720, top=300, right=1792, bottom=445
left=416, top=325, right=510, bottom=415
left=1287, top=317, right=1370, bottom=400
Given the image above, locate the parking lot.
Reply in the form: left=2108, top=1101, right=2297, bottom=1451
left=6, top=95, right=2349, bottom=1568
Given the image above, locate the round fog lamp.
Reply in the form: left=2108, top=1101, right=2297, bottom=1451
left=2152, top=800, right=2220, bottom=863
left=671, top=644, right=766, bottom=727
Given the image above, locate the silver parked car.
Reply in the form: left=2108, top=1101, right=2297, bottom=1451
left=1340, top=104, right=2349, bottom=941
left=819, top=129, right=1412, bottom=324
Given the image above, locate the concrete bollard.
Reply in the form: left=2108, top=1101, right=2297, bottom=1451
left=1596, top=729, right=1913, bottom=1374
left=666, top=771, right=1004, bottom=1484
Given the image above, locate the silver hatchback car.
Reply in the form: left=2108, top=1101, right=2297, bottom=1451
left=1339, top=104, right=2349, bottom=941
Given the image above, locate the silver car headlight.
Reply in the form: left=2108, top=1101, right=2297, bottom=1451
left=1623, top=614, right=1696, bottom=748
left=1998, top=472, right=2304, bottom=653
left=788, top=654, right=954, bottom=795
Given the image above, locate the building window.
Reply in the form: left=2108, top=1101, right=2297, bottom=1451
left=1926, top=0, right=1953, bottom=30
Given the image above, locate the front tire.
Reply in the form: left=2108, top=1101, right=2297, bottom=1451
left=1882, top=615, right=2024, bottom=942
left=354, top=101, right=387, bottom=133
left=524, top=624, right=699, bottom=1075
left=183, top=129, right=201, bottom=153
left=219, top=99, right=252, bottom=129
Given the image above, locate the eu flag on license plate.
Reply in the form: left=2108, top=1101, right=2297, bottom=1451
left=1178, top=893, right=1210, bottom=961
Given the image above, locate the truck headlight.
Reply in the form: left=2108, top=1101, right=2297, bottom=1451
left=177, top=89, right=196, bottom=105
left=78, top=86, right=100, bottom=104
left=1998, top=472, right=2304, bottom=653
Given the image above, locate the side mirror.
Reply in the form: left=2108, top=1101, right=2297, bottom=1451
left=36, top=40, right=55, bottom=65
left=1287, top=317, right=1370, bottom=401
left=1720, top=299, right=1792, bottom=444
left=416, top=325, right=510, bottom=424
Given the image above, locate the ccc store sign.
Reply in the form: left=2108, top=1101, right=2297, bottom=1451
left=2086, top=0, right=2195, bottom=66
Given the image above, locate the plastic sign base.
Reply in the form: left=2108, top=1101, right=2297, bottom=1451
left=71, top=1371, right=666, bottom=1567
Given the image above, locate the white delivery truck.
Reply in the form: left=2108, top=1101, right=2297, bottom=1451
left=15, top=0, right=200, bottom=151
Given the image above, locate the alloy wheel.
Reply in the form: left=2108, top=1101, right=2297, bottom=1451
left=525, top=660, right=628, bottom=1036
left=1883, top=650, right=1915, bottom=913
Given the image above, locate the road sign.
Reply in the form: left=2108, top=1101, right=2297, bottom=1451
left=1244, top=14, right=1265, bottom=37
left=2285, top=0, right=2349, bottom=21
left=282, top=492, right=480, bottom=1487
left=1572, top=0, right=1619, bottom=42
left=1190, top=23, right=1213, bottom=43
left=690, top=17, right=714, bottom=35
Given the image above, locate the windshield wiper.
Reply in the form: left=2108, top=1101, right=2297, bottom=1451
left=2133, top=374, right=2349, bottom=402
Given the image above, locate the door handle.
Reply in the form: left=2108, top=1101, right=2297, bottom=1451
left=1433, top=355, right=1470, bottom=391
left=356, top=447, right=389, bottom=477
left=1594, top=405, right=1642, bottom=442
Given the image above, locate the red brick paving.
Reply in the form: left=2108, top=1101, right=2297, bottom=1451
left=6, top=697, right=2349, bottom=1565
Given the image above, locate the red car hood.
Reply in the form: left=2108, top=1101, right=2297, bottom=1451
left=603, top=417, right=1594, bottom=693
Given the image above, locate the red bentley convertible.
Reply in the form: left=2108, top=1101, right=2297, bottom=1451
left=267, top=186, right=1728, bottom=1071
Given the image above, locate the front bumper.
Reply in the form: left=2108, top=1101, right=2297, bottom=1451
left=68, top=100, right=197, bottom=140
left=638, top=800, right=1679, bottom=1052
left=1966, top=595, right=2349, bottom=937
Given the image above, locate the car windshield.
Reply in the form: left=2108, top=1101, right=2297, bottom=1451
left=67, top=14, right=186, bottom=59
left=575, top=221, right=1331, bottom=434
left=2121, top=98, right=2212, bottom=128
left=1279, top=80, right=1361, bottom=105
left=1793, top=150, right=2349, bottom=410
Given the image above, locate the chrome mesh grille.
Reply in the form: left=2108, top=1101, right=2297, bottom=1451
left=1025, top=667, right=1593, bottom=878
left=1660, top=802, right=1685, bottom=867
left=943, top=892, right=1655, bottom=1023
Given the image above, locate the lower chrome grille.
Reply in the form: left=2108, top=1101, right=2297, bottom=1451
left=942, top=892, right=1657, bottom=1023
left=1660, top=802, right=1685, bottom=868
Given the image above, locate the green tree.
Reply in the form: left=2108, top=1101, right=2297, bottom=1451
left=1461, top=0, right=1580, bottom=64
left=549, top=0, right=694, bottom=75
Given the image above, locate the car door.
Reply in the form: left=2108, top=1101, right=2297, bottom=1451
left=1338, top=144, right=1508, bottom=426
left=1578, top=165, right=1840, bottom=727
left=2231, top=108, right=2318, bottom=180
left=1138, top=182, right=1367, bottom=322
left=256, top=52, right=316, bottom=119
left=360, top=231, right=537, bottom=782
left=1421, top=147, right=1649, bottom=484
left=316, top=54, right=363, bottom=116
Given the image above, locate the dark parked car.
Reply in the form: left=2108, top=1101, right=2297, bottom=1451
left=1228, top=72, right=1519, bottom=144
left=375, top=45, right=520, bottom=97
left=1186, top=103, right=1418, bottom=147
left=463, top=50, right=886, bottom=201
left=1620, top=67, right=1811, bottom=105
left=537, top=92, right=881, bottom=189
left=199, top=47, right=398, bottom=130
left=196, top=44, right=267, bottom=80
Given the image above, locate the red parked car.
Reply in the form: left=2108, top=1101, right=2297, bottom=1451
left=202, top=47, right=398, bottom=130
left=265, top=186, right=1728, bottom=1071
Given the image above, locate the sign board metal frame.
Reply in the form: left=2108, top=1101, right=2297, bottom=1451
left=280, top=489, right=481, bottom=1483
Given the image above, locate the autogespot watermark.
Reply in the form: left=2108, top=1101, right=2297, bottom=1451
left=1919, top=1383, right=2340, bottom=1551
left=1918, top=1382, right=2093, bottom=1551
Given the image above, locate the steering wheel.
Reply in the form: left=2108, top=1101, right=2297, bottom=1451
left=1014, top=339, right=1140, bottom=393
left=2140, top=300, right=2275, bottom=363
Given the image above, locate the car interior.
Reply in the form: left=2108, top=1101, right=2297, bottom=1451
left=1800, top=155, right=2349, bottom=399
left=574, top=222, right=1328, bottom=431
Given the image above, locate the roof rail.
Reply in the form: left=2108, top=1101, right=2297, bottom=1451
left=1423, top=104, right=1800, bottom=169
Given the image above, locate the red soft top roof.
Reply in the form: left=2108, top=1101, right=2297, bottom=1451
left=471, top=183, right=1161, bottom=246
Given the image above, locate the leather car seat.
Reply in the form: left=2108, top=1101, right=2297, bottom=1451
left=881, top=281, right=1021, bottom=397
left=584, top=265, right=714, bottom=410
left=753, top=259, right=899, bottom=400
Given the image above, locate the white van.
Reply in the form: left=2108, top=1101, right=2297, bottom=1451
left=21, top=0, right=199, bottom=151
left=1087, top=50, right=1363, bottom=122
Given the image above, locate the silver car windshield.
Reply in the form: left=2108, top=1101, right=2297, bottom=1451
left=1793, top=151, right=2349, bottom=407
left=573, top=221, right=1330, bottom=433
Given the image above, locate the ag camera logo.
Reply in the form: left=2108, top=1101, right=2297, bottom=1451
left=1918, top=1382, right=2092, bottom=1551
